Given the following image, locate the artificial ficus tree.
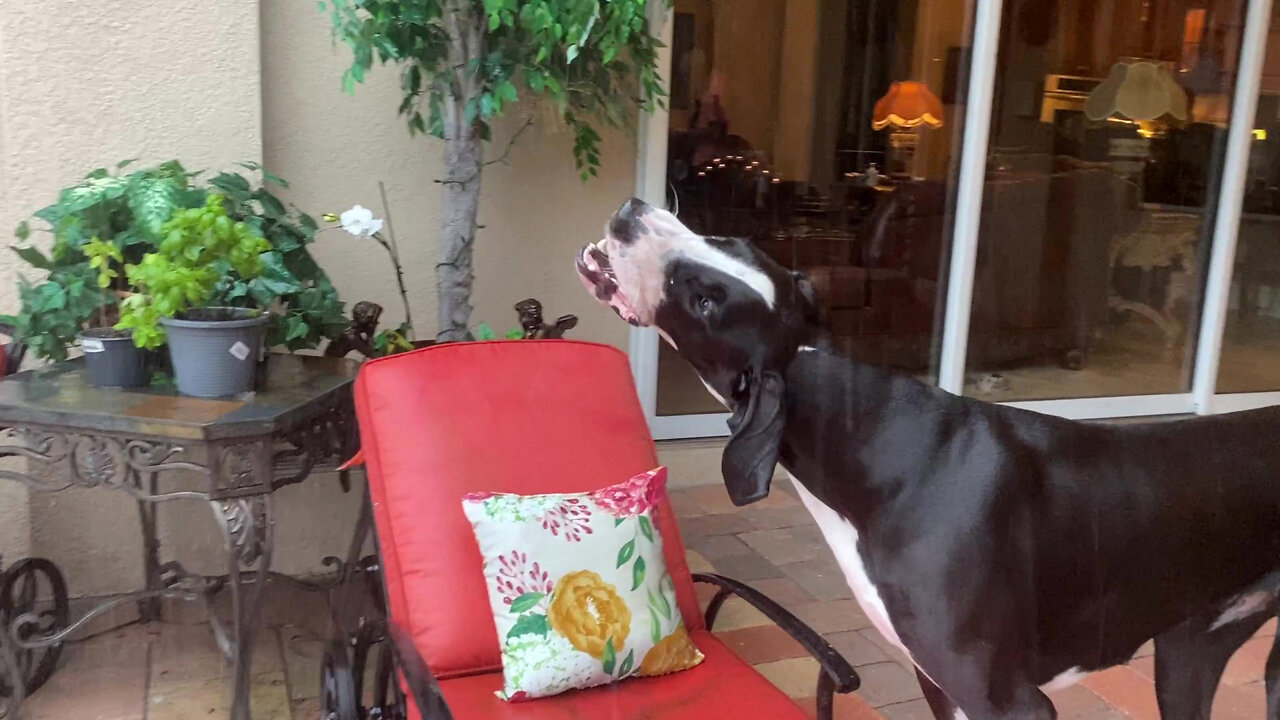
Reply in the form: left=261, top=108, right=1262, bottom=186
left=324, top=0, right=668, bottom=342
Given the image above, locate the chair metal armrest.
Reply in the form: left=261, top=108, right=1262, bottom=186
left=387, top=622, right=454, bottom=720
left=693, top=572, right=859, bottom=694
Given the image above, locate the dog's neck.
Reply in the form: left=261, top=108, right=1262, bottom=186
left=775, top=347, right=977, bottom=529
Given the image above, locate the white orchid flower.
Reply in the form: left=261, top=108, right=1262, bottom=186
left=339, top=205, right=385, bottom=237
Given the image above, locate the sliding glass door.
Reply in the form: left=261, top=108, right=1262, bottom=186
left=631, top=0, right=1280, bottom=438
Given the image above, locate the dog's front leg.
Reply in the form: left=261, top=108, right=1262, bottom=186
left=917, top=663, right=1056, bottom=720
left=899, top=572, right=1057, bottom=718
left=916, top=668, right=958, bottom=718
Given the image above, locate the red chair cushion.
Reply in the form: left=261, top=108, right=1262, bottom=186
left=432, top=631, right=808, bottom=719
left=355, top=341, right=704, bottom=680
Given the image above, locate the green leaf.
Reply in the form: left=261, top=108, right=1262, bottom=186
left=616, top=539, right=635, bottom=568
left=638, top=515, right=654, bottom=543
left=474, top=322, right=495, bottom=341
left=224, top=280, right=250, bottom=302
left=631, top=555, right=646, bottom=590
left=614, top=517, right=625, bottom=527
left=507, top=613, right=549, bottom=640
left=505, top=328, right=524, bottom=340
left=285, top=314, right=311, bottom=341
left=60, top=175, right=129, bottom=213
left=11, top=246, right=53, bottom=270
left=496, top=80, right=518, bottom=104
left=601, top=637, right=617, bottom=674
left=209, top=172, right=252, bottom=199
left=14, top=221, right=30, bottom=242
left=618, top=648, right=635, bottom=677
left=127, top=177, right=186, bottom=239
left=249, top=251, right=303, bottom=297
left=256, top=191, right=287, bottom=218
left=649, top=608, right=661, bottom=645
left=298, top=213, right=319, bottom=237
left=508, top=592, right=545, bottom=614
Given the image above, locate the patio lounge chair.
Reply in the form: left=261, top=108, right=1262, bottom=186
left=323, top=339, right=860, bottom=719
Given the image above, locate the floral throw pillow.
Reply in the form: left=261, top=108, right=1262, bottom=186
left=461, top=467, right=704, bottom=701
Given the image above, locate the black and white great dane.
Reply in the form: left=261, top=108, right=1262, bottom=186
left=576, top=197, right=1280, bottom=719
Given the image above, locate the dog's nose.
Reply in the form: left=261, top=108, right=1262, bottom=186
left=609, top=197, right=651, bottom=245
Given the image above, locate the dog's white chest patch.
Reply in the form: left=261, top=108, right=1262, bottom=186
left=789, top=475, right=906, bottom=651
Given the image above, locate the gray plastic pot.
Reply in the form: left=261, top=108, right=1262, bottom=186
left=160, top=308, right=270, bottom=398
left=78, top=328, right=146, bottom=388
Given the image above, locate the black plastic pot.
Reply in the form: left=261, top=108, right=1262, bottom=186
left=160, top=308, right=269, bottom=397
left=78, top=328, right=146, bottom=388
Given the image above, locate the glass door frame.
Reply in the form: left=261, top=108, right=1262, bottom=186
left=630, top=0, right=1280, bottom=440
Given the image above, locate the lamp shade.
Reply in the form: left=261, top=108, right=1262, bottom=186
left=1085, top=61, right=1188, bottom=123
left=872, top=81, right=945, bottom=130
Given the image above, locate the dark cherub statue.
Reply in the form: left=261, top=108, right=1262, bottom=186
left=514, top=298, right=578, bottom=339
left=325, top=301, right=383, bottom=359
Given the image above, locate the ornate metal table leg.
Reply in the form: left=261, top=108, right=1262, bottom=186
left=213, top=494, right=273, bottom=720
left=327, top=487, right=374, bottom=632
left=136, top=470, right=162, bottom=622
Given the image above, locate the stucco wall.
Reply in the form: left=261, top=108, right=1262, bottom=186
left=0, top=1, right=657, bottom=595
left=0, top=0, right=263, bottom=593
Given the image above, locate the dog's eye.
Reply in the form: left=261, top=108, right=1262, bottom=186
left=697, top=295, right=715, bottom=315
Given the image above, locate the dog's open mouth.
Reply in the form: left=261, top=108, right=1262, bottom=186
left=577, top=240, right=642, bottom=326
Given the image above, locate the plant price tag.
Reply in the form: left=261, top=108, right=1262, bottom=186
left=82, top=338, right=105, bottom=353
left=228, top=342, right=251, bottom=361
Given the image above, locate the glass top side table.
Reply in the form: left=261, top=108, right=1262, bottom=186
left=0, top=353, right=360, bottom=720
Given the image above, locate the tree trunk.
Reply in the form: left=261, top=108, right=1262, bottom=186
left=437, top=0, right=486, bottom=343
left=437, top=124, right=484, bottom=342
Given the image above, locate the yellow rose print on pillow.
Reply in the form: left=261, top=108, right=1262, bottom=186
left=548, top=570, right=631, bottom=659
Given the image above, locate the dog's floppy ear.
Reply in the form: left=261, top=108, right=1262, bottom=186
left=791, top=271, right=824, bottom=326
left=722, top=368, right=786, bottom=506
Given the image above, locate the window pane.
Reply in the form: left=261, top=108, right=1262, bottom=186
left=1218, top=5, right=1280, bottom=394
left=963, top=0, right=1246, bottom=402
left=657, top=0, right=976, bottom=416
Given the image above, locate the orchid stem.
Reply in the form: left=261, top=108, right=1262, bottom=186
left=377, top=181, right=415, bottom=341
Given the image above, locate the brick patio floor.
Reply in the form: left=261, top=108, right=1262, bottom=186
left=15, top=475, right=1275, bottom=719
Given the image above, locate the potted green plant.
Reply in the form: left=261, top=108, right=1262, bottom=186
left=5, top=160, right=350, bottom=378
left=77, top=237, right=146, bottom=387
left=117, top=194, right=272, bottom=397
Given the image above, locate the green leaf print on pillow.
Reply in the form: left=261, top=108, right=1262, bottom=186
left=509, top=592, right=546, bottom=614
left=631, top=556, right=646, bottom=590
left=616, top=539, right=636, bottom=568
left=601, top=638, right=617, bottom=675
left=508, top=613, right=550, bottom=641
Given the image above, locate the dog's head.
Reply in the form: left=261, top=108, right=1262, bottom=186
left=576, top=197, right=823, bottom=505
